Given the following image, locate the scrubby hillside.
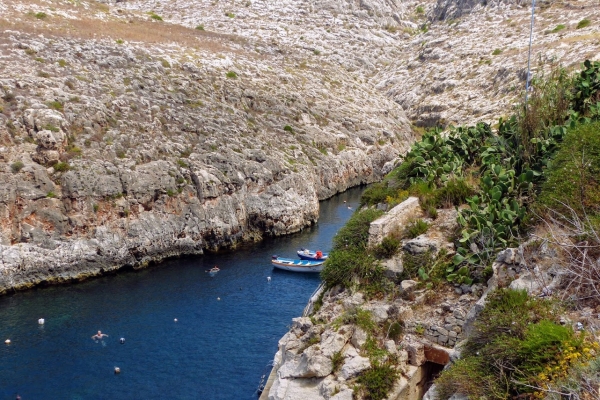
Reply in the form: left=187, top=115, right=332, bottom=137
left=1, top=0, right=599, bottom=294
left=0, top=0, right=413, bottom=293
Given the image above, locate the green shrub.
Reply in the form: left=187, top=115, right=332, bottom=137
left=332, top=208, right=383, bottom=249
left=576, top=19, right=591, bottom=29
left=313, top=49, right=321, bottom=55
left=360, top=182, right=397, bottom=206
left=67, top=145, right=82, bottom=156
left=195, top=25, right=204, bottom=30
left=374, top=236, right=400, bottom=259
left=46, top=100, right=63, bottom=111
left=401, top=250, right=434, bottom=280
left=93, top=203, right=99, bottom=213
left=225, top=12, right=235, bottom=18
left=43, top=123, right=59, bottom=132
left=434, top=178, right=474, bottom=207
left=226, top=71, right=238, bottom=79
left=572, top=60, right=600, bottom=116
left=46, top=191, right=56, bottom=198
left=283, top=125, right=293, bottom=133
left=355, top=308, right=377, bottom=333
left=404, top=218, right=429, bottom=238
left=53, top=162, right=70, bottom=172
left=551, top=24, right=566, bottom=33
left=384, top=321, right=403, bottom=341
left=116, top=39, right=124, bottom=44
left=437, top=289, right=572, bottom=399
left=331, top=350, right=344, bottom=372
left=321, top=248, right=378, bottom=288
left=161, top=59, right=171, bottom=68
left=491, top=48, right=502, bottom=56
left=517, top=67, right=572, bottom=147
left=436, top=357, right=500, bottom=399
left=518, top=320, right=582, bottom=376
left=57, top=59, right=67, bottom=67
left=10, top=161, right=24, bottom=173
left=35, top=12, right=47, bottom=19
left=537, top=121, right=600, bottom=222
left=356, top=362, right=399, bottom=400
left=177, top=159, right=188, bottom=168
left=150, top=13, right=163, bottom=21
left=415, top=5, right=424, bottom=14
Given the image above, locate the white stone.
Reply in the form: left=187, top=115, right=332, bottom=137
left=341, top=354, right=371, bottom=380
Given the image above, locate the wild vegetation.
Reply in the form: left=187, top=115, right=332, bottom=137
left=320, top=59, right=600, bottom=400
left=435, top=289, right=599, bottom=399
left=361, top=60, right=600, bottom=286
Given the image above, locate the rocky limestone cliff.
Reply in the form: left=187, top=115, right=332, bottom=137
left=0, top=1, right=413, bottom=293
left=1, top=0, right=600, bottom=293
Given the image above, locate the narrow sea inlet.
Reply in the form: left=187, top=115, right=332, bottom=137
left=0, top=187, right=363, bottom=400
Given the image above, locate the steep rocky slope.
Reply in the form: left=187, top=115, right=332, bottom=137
left=1, top=0, right=599, bottom=293
left=119, top=0, right=600, bottom=125
left=0, top=0, right=412, bottom=293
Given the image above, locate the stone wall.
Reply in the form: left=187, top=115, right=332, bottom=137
left=368, top=197, right=421, bottom=248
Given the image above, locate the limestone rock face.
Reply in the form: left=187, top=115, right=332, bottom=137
left=0, top=6, right=414, bottom=292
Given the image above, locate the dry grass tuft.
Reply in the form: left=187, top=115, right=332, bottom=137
left=0, top=0, right=249, bottom=55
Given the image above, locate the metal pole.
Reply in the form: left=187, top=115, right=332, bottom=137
left=525, top=0, right=536, bottom=106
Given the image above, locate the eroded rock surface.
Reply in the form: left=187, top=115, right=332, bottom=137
left=0, top=1, right=415, bottom=293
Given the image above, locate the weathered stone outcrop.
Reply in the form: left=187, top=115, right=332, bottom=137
left=263, top=197, right=474, bottom=400
left=0, top=1, right=417, bottom=293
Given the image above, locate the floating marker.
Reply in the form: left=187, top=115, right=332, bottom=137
left=114, top=367, right=121, bottom=374
left=267, top=276, right=271, bottom=282
left=217, top=297, right=221, bottom=301
left=174, top=318, right=178, bottom=322
left=38, top=318, right=45, bottom=325
left=119, top=338, right=125, bottom=344
left=5, top=339, right=10, bottom=344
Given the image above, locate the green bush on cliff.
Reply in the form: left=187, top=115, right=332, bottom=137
left=536, top=120, right=600, bottom=226
left=436, top=289, right=592, bottom=399
left=321, top=208, right=384, bottom=289
left=331, top=208, right=383, bottom=249
left=356, top=362, right=399, bottom=400
left=377, top=60, right=600, bottom=285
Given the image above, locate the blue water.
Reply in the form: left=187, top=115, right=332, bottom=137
left=0, top=187, right=363, bottom=400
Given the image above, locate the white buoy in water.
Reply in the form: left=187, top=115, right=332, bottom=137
left=267, top=276, right=271, bottom=282
left=174, top=318, right=178, bottom=322
left=38, top=318, right=45, bottom=325
left=5, top=339, right=10, bottom=344
left=217, top=297, right=221, bottom=301
left=119, top=338, right=125, bottom=344
left=114, top=367, right=121, bottom=374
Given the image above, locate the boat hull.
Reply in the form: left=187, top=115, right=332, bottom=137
left=297, top=250, right=329, bottom=261
left=271, top=258, right=324, bottom=273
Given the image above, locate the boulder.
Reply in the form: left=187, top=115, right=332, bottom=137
left=401, top=280, right=418, bottom=293
left=403, top=236, right=439, bottom=255
left=330, top=389, right=354, bottom=400
left=382, top=255, right=403, bottom=280
left=341, top=347, right=371, bottom=379
left=351, top=327, right=368, bottom=349
left=268, top=375, right=325, bottom=400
